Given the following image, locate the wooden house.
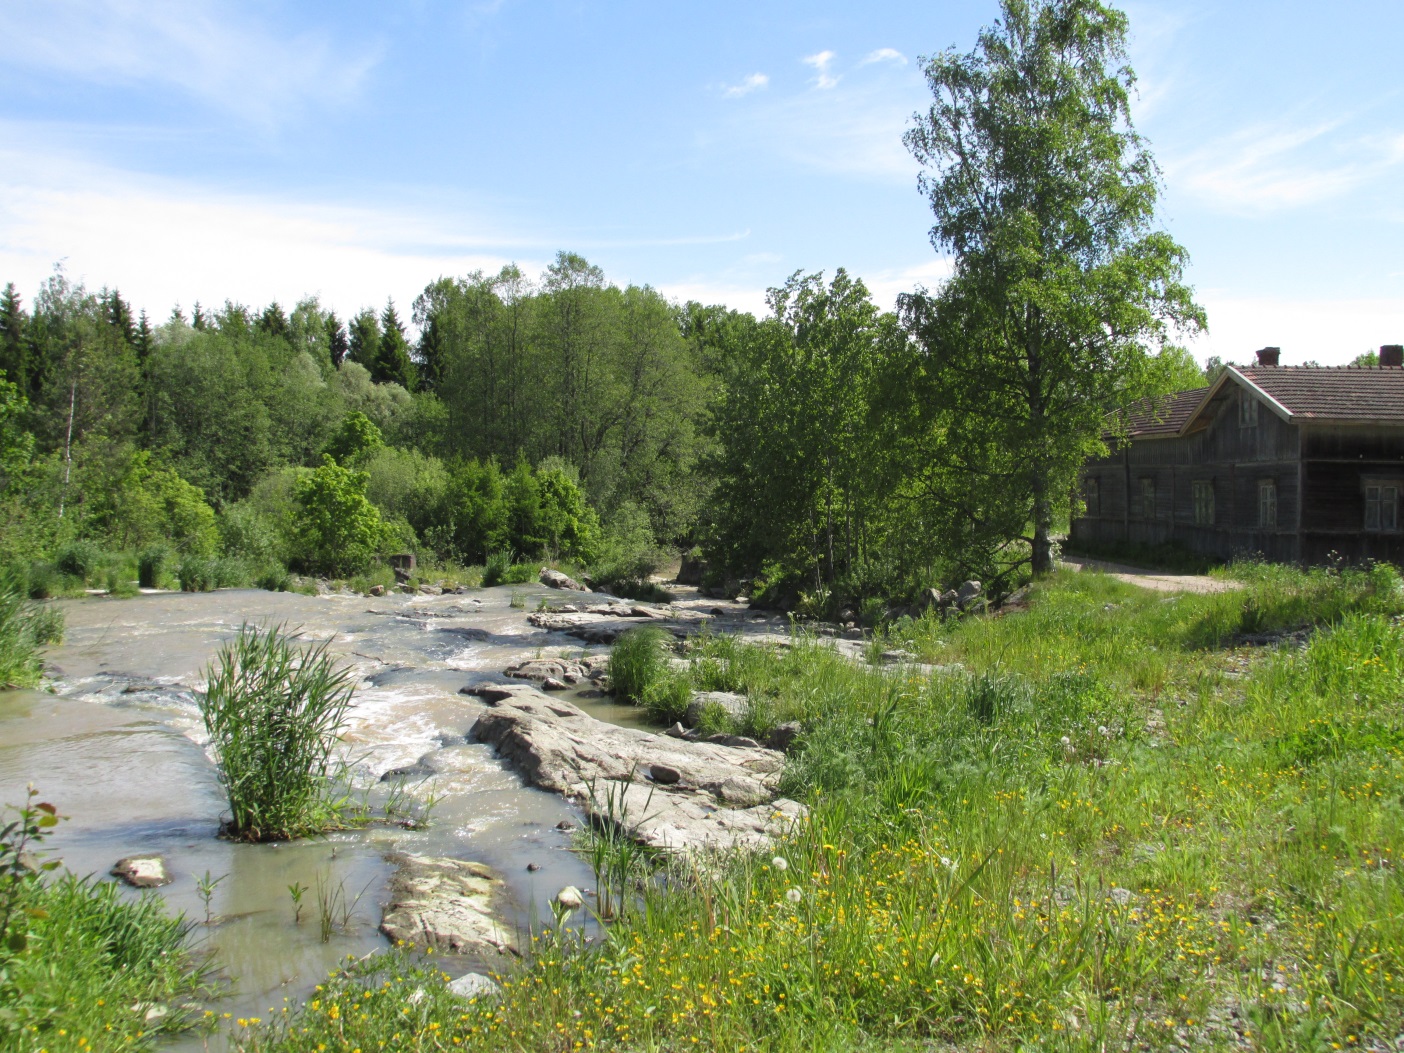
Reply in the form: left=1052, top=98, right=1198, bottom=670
left=1070, top=345, right=1404, bottom=565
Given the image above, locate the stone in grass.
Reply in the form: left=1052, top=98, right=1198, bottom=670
left=379, top=855, right=517, bottom=957
left=447, top=972, right=501, bottom=1001
left=111, top=856, right=171, bottom=888
left=684, top=691, right=748, bottom=727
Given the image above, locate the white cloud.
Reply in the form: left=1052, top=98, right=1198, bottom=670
left=1188, top=292, right=1404, bottom=366
left=859, top=48, right=907, bottom=67
left=0, top=0, right=379, bottom=129
left=0, top=146, right=525, bottom=321
left=1166, top=122, right=1404, bottom=214
left=803, top=50, right=839, bottom=90
left=722, top=73, right=769, bottom=99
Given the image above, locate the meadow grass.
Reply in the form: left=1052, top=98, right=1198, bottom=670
left=200, top=624, right=357, bottom=842
left=0, top=568, right=63, bottom=688
left=238, top=562, right=1404, bottom=1051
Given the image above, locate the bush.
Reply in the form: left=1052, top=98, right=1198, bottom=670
left=255, top=564, right=293, bottom=592
left=482, top=549, right=513, bottom=587
left=178, top=555, right=216, bottom=592
left=608, top=626, right=673, bottom=705
left=0, top=568, right=64, bottom=688
left=290, top=456, right=390, bottom=578
left=138, top=545, right=171, bottom=589
left=199, top=624, right=357, bottom=841
left=54, top=540, right=101, bottom=583
left=25, top=562, right=57, bottom=600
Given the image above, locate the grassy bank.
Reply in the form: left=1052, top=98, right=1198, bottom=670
left=238, top=562, right=1404, bottom=1050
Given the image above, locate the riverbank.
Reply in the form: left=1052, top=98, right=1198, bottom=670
left=234, top=560, right=1404, bottom=1051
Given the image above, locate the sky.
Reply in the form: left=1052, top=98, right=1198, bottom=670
left=0, top=0, right=1400, bottom=365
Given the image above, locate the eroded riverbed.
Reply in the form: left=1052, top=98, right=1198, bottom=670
left=0, top=584, right=648, bottom=1042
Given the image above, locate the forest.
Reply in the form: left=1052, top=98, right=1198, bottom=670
left=0, top=0, right=1211, bottom=617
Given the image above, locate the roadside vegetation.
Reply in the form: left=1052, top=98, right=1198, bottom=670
left=0, top=789, right=213, bottom=1051
left=233, top=560, right=1404, bottom=1051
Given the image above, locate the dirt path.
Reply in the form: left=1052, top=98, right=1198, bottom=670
left=1059, top=555, right=1241, bottom=594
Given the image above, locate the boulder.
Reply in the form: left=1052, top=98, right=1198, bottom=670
left=505, top=658, right=587, bottom=684
left=468, top=689, right=803, bottom=854
left=676, top=552, right=706, bottom=586
left=766, top=721, right=803, bottom=752
left=379, top=855, right=517, bottom=957
left=368, top=584, right=386, bottom=597
left=540, top=568, right=590, bottom=592
left=111, top=856, right=171, bottom=888
left=685, top=691, right=748, bottom=728
left=957, top=580, right=983, bottom=608
left=448, top=973, right=501, bottom=1001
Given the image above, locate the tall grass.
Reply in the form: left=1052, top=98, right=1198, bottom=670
left=243, top=563, right=1404, bottom=1051
left=607, top=625, right=672, bottom=704
left=200, top=624, right=356, bottom=841
left=0, top=569, right=64, bottom=688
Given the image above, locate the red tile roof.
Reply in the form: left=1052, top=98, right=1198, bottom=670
left=1237, top=365, right=1404, bottom=423
left=1123, top=387, right=1210, bottom=437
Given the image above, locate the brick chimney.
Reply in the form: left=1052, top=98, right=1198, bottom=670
left=1382, top=344, right=1404, bottom=368
left=1255, top=346, right=1281, bottom=367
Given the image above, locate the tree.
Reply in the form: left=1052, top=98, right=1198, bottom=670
left=291, top=455, right=390, bottom=576
left=0, top=283, right=31, bottom=397
left=326, top=312, right=350, bottom=368
left=373, top=300, right=416, bottom=389
left=901, top=0, right=1204, bottom=574
left=325, top=411, right=384, bottom=465
left=347, top=309, right=381, bottom=369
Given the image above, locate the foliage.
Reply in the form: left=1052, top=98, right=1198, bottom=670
left=290, top=456, right=391, bottom=577
left=0, top=789, right=212, bottom=1048
left=324, top=411, right=384, bottom=465
left=900, top=0, right=1205, bottom=574
left=199, top=623, right=357, bottom=841
left=245, top=564, right=1404, bottom=1052
left=607, top=625, right=673, bottom=705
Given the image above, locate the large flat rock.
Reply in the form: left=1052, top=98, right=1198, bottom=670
left=465, top=685, right=803, bottom=853
left=380, top=854, right=518, bottom=958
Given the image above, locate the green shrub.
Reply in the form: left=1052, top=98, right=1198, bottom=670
left=291, top=456, right=391, bottom=578
left=138, top=545, right=171, bottom=589
left=255, top=564, right=293, bottom=592
left=178, top=555, right=216, bottom=592
left=213, top=557, right=251, bottom=589
left=608, top=626, right=673, bottom=705
left=641, top=670, right=693, bottom=725
left=199, top=624, right=357, bottom=841
left=25, top=562, right=57, bottom=600
left=54, top=540, right=101, bottom=583
left=0, top=569, right=63, bottom=688
left=482, top=549, right=513, bottom=587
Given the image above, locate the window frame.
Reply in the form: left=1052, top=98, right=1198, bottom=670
left=1239, top=394, right=1259, bottom=429
left=1139, top=476, right=1156, bottom=520
left=1363, top=478, right=1402, bottom=533
left=1258, top=478, right=1277, bottom=529
left=1192, top=479, right=1215, bottom=526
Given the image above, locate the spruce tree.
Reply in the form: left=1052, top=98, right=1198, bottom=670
left=0, top=283, right=30, bottom=394
left=374, top=300, right=416, bottom=389
left=347, top=309, right=380, bottom=368
left=326, top=312, right=350, bottom=367
left=258, top=301, right=290, bottom=339
left=192, top=302, right=208, bottom=330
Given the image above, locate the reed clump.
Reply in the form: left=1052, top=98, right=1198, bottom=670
left=0, top=568, right=63, bottom=689
left=200, top=624, right=355, bottom=841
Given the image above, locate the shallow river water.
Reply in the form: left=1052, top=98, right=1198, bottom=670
left=0, top=584, right=638, bottom=1044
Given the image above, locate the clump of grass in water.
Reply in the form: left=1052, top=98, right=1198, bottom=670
left=200, top=623, right=356, bottom=841
left=607, top=625, right=672, bottom=705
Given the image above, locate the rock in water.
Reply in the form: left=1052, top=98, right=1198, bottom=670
left=379, top=855, right=518, bottom=957
left=111, top=856, right=171, bottom=888
left=540, top=568, right=590, bottom=592
left=469, top=689, right=805, bottom=855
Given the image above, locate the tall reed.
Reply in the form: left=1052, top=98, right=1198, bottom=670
left=200, top=624, right=355, bottom=841
left=0, top=568, right=63, bottom=688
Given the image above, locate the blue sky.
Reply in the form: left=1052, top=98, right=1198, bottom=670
left=0, top=0, right=1400, bottom=364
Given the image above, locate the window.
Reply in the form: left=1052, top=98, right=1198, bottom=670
left=1139, top=477, right=1156, bottom=519
left=1258, top=479, right=1277, bottom=529
left=1193, top=480, right=1215, bottom=525
left=1365, top=483, right=1400, bottom=532
left=1084, top=477, right=1100, bottom=518
left=1239, top=394, right=1259, bottom=428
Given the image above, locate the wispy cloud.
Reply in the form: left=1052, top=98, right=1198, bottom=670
left=722, top=73, right=769, bottom=99
left=860, top=48, right=907, bottom=67
left=1166, top=121, right=1404, bottom=214
left=803, top=50, right=839, bottom=90
left=0, top=0, right=380, bottom=129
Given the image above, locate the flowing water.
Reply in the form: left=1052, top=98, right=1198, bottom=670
left=0, top=584, right=632, bottom=1044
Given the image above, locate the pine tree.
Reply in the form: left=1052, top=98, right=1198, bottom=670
left=192, top=302, right=208, bottom=331
left=374, top=300, right=416, bottom=389
left=103, top=289, right=136, bottom=346
left=0, top=282, right=31, bottom=395
left=326, top=312, right=350, bottom=368
left=417, top=312, right=445, bottom=391
left=347, top=309, right=380, bottom=368
left=258, top=301, right=290, bottom=339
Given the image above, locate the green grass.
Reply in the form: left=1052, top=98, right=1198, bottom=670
left=1, top=789, right=213, bottom=1052
left=199, top=624, right=357, bottom=842
left=240, top=562, right=1404, bottom=1051
left=606, top=626, right=672, bottom=705
left=0, top=569, right=63, bottom=688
